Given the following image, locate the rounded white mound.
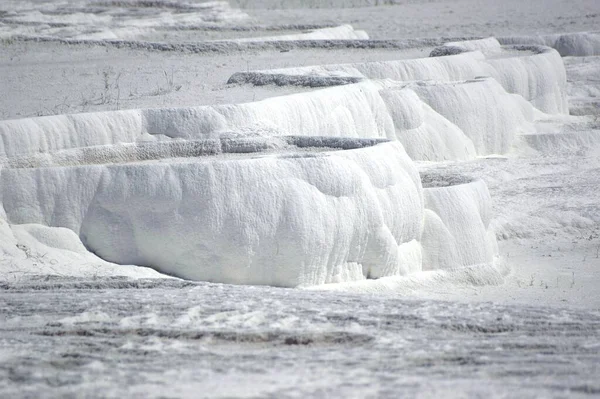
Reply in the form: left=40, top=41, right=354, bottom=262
left=0, top=219, right=166, bottom=280
left=228, top=37, right=569, bottom=115
left=307, top=171, right=503, bottom=294
left=0, top=79, right=532, bottom=162
left=0, top=137, right=424, bottom=287
left=420, top=171, right=498, bottom=271
left=521, top=130, right=600, bottom=155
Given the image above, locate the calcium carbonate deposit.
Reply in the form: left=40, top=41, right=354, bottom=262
left=0, top=32, right=588, bottom=286
left=2, top=137, right=426, bottom=286
left=2, top=1, right=600, bottom=396
left=229, top=38, right=569, bottom=113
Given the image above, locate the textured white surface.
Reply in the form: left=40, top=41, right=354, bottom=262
left=408, top=78, right=534, bottom=155
left=432, top=38, right=568, bottom=114
left=224, top=24, right=369, bottom=42
left=0, top=139, right=425, bottom=287
left=230, top=38, right=569, bottom=114
left=0, top=131, right=509, bottom=285
left=378, top=86, right=476, bottom=161
left=0, top=218, right=164, bottom=279
left=0, top=1, right=249, bottom=40
left=0, top=78, right=533, bottom=162
left=231, top=51, right=489, bottom=86
left=421, top=175, right=497, bottom=271
left=482, top=46, right=569, bottom=115
left=1, top=82, right=393, bottom=157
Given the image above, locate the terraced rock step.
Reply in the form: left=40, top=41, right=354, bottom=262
left=2, top=138, right=425, bottom=286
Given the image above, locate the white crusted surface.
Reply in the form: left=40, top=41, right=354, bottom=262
left=260, top=51, right=488, bottom=82
left=0, top=82, right=392, bottom=158
left=421, top=176, right=497, bottom=271
left=0, top=79, right=533, bottom=162
left=408, top=78, right=534, bottom=155
left=230, top=38, right=569, bottom=114
left=223, top=24, right=369, bottom=42
left=379, top=86, right=476, bottom=161
left=0, top=140, right=424, bottom=287
left=483, top=47, right=569, bottom=114
left=0, top=218, right=165, bottom=280
left=499, top=32, right=600, bottom=56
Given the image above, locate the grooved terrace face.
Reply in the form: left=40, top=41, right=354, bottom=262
left=1, top=139, right=425, bottom=287
left=420, top=172, right=475, bottom=188
left=1, top=136, right=391, bottom=168
left=0, top=32, right=586, bottom=287
left=2, top=1, right=600, bottom=397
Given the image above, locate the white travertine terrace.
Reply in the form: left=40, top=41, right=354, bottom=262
left=1, top=137, right=426, bottom=287
left=1, top=37, right=577, bottom=287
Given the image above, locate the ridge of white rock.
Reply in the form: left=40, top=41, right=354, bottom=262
left=420, top=172, right=498, bottom=271
left=228, top=38, right=568, bottom=114
left=0, top=36, right=539, bottom=286
left=0, top=78, right=533, bottom=162
left=422, top=38, right=567, bottom=114
left=0, top=138, right=426, bottom=287
left=431, top=37, right=504, bottom=54
left=405, top=78, right=534, bottom=155
left=1, top=135, right=503, bottom=286
left=474, top=43, right=568, bottom=115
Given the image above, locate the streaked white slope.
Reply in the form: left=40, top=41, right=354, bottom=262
left=319, top=170, right=502, bottom=295
left=499, top=31, right=600, bottom=57
left=404, top=78, right=534, bottom=156
left=1, top=135, right=505, bottom=286
left=438, top=39, right=569, bottom=115
left=0, top=33, right=559, bottom=287
left=228, top=51, right=488, bottom=86
left=0, top=137, right=428, bottom=287
left=0, top=78, right=534, bottom=162
left=564, top=55, right=600, bottom=116
left=229, top=38, right=569, bottom=114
